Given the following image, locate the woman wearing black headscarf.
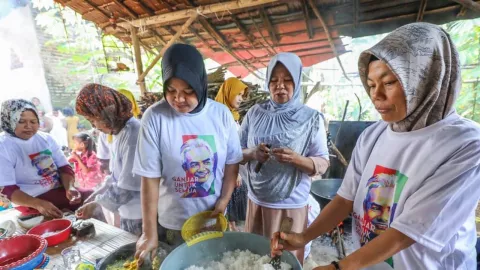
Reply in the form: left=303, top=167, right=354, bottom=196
left=133, top=44, right=243, bottom=264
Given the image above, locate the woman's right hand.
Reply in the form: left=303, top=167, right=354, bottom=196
left=270, top=232, right=308, bottom=257
left=36, top=199, right=63, bottom=218
left=135, top=233, right=158, bottom=266
left=254, top=143, right=271, bottom=163
left=75, top=202, right=98, bottom=219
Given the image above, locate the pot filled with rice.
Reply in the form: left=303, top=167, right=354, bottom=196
left=160, top=231, right=302, bottom=270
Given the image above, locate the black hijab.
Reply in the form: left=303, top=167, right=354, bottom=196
left=161, top=44, right=208, bottom=114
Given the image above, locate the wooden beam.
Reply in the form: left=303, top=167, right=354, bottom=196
left=152, top=29, right=168, bottom=46
left=112, top=0, right=138, bottom=18
left=231, top=15, right=257, bottom=47
left=117, top=0, right=281, bottom=28
left=184, top=0, right=196, bottom=7
left=80, top=0, right=111, bottom=20
left=137, top=14, right=198, bottom=83
left=248, top=12, right=277, bottom=56
left=259, top=8, right=279, bottom=45
left=164, top=26, right=188, bottom=44
left=189, top=27, right=215, bottom=52
left=131, top=26, right=147, bottom=94
left=450, top=0, right=480, bottom=12
left=457, top=5, right=468, bottom=16
left=197, top=19, right=263, bottom=79
left=301, top=0, right=314, bottom=39
left=135, top=0, right=155, bottom=15
left=308, top=0, right=350, bottom=81
left=416, top=0, right=428, bottom=21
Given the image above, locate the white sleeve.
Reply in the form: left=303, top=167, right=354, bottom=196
left=225, top=112, right=243, bottom=165
left=390, top=143, right=480, bottom=252
left=336, top=134, right=365, bottom=202
left=306, top=115, right=329, bottom=159
left=0, top=145, right=16, bottom=186
left=97, top=133, right=111, bottom=160
left=47, top=134, right=69, bottom=168
left=133, top=108, right=162, bottom=178
left=117, top=130, right=141, bottom=191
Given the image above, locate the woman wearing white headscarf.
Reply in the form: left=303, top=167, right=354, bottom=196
left=240, top=52, right=330, bottom=263
left=272, top=23, right=480, bottom=270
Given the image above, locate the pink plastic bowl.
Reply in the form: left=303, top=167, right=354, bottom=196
left=27, top=219, right=72, bottom=247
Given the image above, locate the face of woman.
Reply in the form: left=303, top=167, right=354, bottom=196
left=230, top=90, right=245, bottom=110
left=15, top=110, right=39, bottom=140
left=367, top=60, right=407, bottom=123
left=84, top=116, right=113, bottom=135
left=269, top=63, right=294, bottom=104
left=165, top=78, right=199, bottom=113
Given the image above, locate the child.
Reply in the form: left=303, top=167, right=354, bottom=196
left=68, top=132, right=104, bottom=191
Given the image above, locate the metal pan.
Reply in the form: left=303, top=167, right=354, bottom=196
left=310, top=178, right=343, bottom=209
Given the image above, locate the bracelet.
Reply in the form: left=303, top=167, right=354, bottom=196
left=331, top=261, right=341, bottom=270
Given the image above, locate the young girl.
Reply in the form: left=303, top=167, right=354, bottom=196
left=68, top=132, right=104, bottom=191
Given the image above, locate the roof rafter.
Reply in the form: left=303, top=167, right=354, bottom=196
left=259, top=7, right=278, bottom=46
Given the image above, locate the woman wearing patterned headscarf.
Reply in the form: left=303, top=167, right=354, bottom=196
left=215, top=77, right=249, bottom=232
left=133, top=44, right=243, bottom=265
left=74, top=83, right=143, bottom=236
left=273, top=23, right=480, bottom=270
left=0, top=99, right=84, bottom=218
left=240, top=52, right=330, bottom=264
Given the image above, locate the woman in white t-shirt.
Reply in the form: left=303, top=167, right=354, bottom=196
left=133, top=44, right=243, bottom=264
left=0, top=99, right=84, bottom=218
left=240, top=52, right=330, bottom=264
left=272, top=23, right=480, bottom=270
left=74, top=84, right=143, bottom=236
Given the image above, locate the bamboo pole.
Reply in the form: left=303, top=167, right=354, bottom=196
left=131, top=26, right=147, bottom=94
left=308, top=0, right=351, bottom=82
left=451, top=0, right=480, bottom=12
left=117, top=0, right=281, bottom=29
left=416, top=0, right=428, bottom=21
left=137, top=13, right=198, bottom=84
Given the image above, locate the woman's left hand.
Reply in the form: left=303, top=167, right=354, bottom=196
left=66, top=188, right=82, bottom=205
left=236, top=176, right=242, bottom=188
left=210, top=197, right=229, bottom=217
left=272, top=148, right=300, bottom=164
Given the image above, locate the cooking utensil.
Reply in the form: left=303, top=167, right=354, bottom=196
left=160, top=231, right=301, bottom=270
left=270, top=217, right=293, bottom=270
left=310, top=179, right=343, bottom=209
left=27, top=219, right=72, bottom=247
left=0, top=234, right=47, bottom=270
left=254, top=144, right=272, bottom=173
left=96, top=242, right=173, bottom=270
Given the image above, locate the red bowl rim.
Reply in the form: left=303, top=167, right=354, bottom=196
left=0, top=234, right=47, bottom=269
left=26, top=218, right=72, bottom=238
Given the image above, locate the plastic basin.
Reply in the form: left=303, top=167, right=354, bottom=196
left=27, top=219, right=72, bottom=247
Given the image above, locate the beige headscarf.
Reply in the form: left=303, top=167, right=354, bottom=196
left=358, top=22, right=461, bottom=132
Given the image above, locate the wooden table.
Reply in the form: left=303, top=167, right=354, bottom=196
left=0, top=209, right=138, bottom=268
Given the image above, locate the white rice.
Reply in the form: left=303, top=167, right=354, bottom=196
left=185, top=250, right=292, bottom=270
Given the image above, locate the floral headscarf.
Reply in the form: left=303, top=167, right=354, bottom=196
left=215, top=78, right=248, bottom=121
left=358, top=22, right=460, bottom=132
left=0, top=99, right=38, bottom=137
left=75, top=83, right=133, bottom=132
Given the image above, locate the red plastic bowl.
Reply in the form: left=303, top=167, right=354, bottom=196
left=0, top=234, right=47, bottom=269
left=27, top=219, right=72, bottom=247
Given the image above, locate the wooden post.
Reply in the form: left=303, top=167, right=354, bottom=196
left=308, top=0, right=351, bottom=82
left=131, top=26, right=147, bottom=94
left=137, top=13, right=198, bottom=84
left=416, top=0, right=428, bottom=21
left=450, top=0, right=480, bottom=12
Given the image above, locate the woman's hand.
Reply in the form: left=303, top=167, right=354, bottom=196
left=75, top=202, right=98, bottom=219
left=135, top=233, right=159, bottom=266
left=66, top=187, right=81, bottom=205
left=210, top=197, right=229, bottom=217
left=254, top=143, right=271, bottom=163
left=36, top=199, right=63, bottom=218
left=270, top=232, right=309, bottom=257
left=271, top=148, right=300, bottom=164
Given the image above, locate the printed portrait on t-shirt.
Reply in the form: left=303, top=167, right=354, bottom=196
left=29, top=149, right=61, bottom=189
left=176, top=135, right=218, bottom=198
left=352, top=165, right=408, bottom=268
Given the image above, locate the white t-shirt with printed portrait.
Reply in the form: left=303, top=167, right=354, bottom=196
left=337, top=113, right=480, bottom=270
left=133, top=99, right=244, bottom=230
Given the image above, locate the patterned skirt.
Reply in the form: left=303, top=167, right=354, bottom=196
left=226, top=180, right=248, bottom=222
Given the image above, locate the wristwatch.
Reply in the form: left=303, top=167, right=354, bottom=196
left=331, top=261, right=341, bottom=270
